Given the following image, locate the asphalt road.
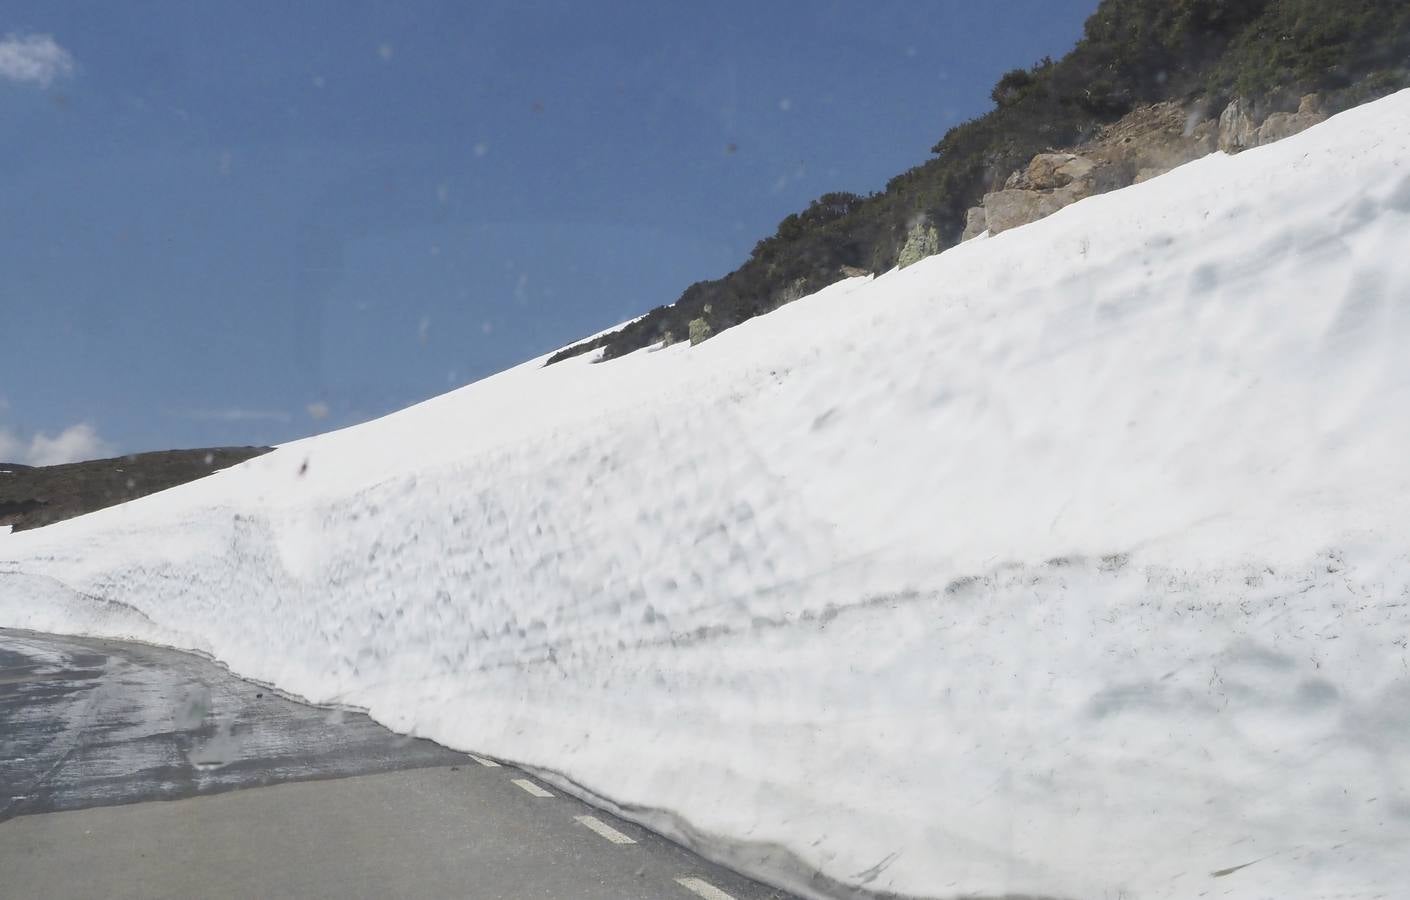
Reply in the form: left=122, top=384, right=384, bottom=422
left=0, top=628, right=792, bottom=900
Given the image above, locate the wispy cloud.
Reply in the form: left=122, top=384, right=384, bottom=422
left=0, top=33, right=76, bottom=88
left=0, top=429, right=20, bottom=462
left=0, top=423, right=114, bottom=466
left=177, top=407, right=293, bottom=424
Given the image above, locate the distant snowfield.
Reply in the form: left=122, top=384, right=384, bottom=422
left=5, top=91, right=1410, bottom=899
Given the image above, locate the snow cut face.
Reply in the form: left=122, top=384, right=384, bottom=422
left=4, top=90, right=1410, bottom=900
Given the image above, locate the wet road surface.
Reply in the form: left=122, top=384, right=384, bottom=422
left=0, top=628, right=791, bottom=899
left=0, top=629, right=464, bottom=819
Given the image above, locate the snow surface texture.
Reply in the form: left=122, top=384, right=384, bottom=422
left=5, top=92, right=1410, bottom=899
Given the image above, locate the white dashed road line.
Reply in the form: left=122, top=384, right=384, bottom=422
left=675, top=876, right=737, bottom=900
left=499, top=768, right=742, bottom=897
left=468, top=754, right=500, bottom=767
left=573, top=814, right=636, bottom=844
left=510, top=778, right=554, bottom=798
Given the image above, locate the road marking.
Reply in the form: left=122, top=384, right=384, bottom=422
left=511, top=778, right=554, bottom=798
left=574, top=814, right=636, bottom=844
left=675, top=876, right=736, bottom=900
left=468, top=754, right=500, bottom=767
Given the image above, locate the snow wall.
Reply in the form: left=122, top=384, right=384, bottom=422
left=5, top=90, right=1410, bottom=900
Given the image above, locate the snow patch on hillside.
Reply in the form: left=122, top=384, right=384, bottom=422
left=5, top=91, right=1410, bottom=899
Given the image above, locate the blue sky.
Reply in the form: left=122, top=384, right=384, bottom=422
left=0, top=1, right=1096, bottom=460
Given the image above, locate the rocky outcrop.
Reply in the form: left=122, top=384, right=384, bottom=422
left=896, top=219, right=941, bottom=268
left=1089, top=100, right=1219, bottom=183
left=980, top=190, right=1065, bottom=236
left=979, top=152, right=1100, bottom=236
left=1008, top=152, right=1097, bottom=190
left=688, top=316, right=713, bottom=345
left=963, top=93, right=1325, bottom=240
left=1219, top=93, right=1327, bottom=153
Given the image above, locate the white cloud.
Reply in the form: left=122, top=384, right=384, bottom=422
left=0, top=423, right=114, bottom=466
left=0, top=33, right=77, bottom=87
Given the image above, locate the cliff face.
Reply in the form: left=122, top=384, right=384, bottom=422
left=963, top=93, right=1328, bottom=240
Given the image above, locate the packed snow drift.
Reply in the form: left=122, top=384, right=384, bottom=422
left=6, top=91, right=1410, bottom=899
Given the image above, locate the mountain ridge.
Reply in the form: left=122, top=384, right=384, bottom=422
left=547, top=0, right=1410, bottom=365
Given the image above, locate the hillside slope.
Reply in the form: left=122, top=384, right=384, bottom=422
left=4, top=91, right=1410, bottom=899
left=548, top=0, right=1410, bottom=365
left=0, top=447, right=271, bottom=532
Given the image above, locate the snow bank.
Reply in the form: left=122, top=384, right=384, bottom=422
left=6, top=91, right=1410, bottom=899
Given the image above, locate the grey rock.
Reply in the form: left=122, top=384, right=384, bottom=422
left=769, top=276, right=810, bottom=308
left=1257, top=94, right=1326, bottom=145
left=960, top=206, right=988, bottom=242
left=982, top=187, right=1084, bottom=235
left=1218, top=97, right=1260, bottom=153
